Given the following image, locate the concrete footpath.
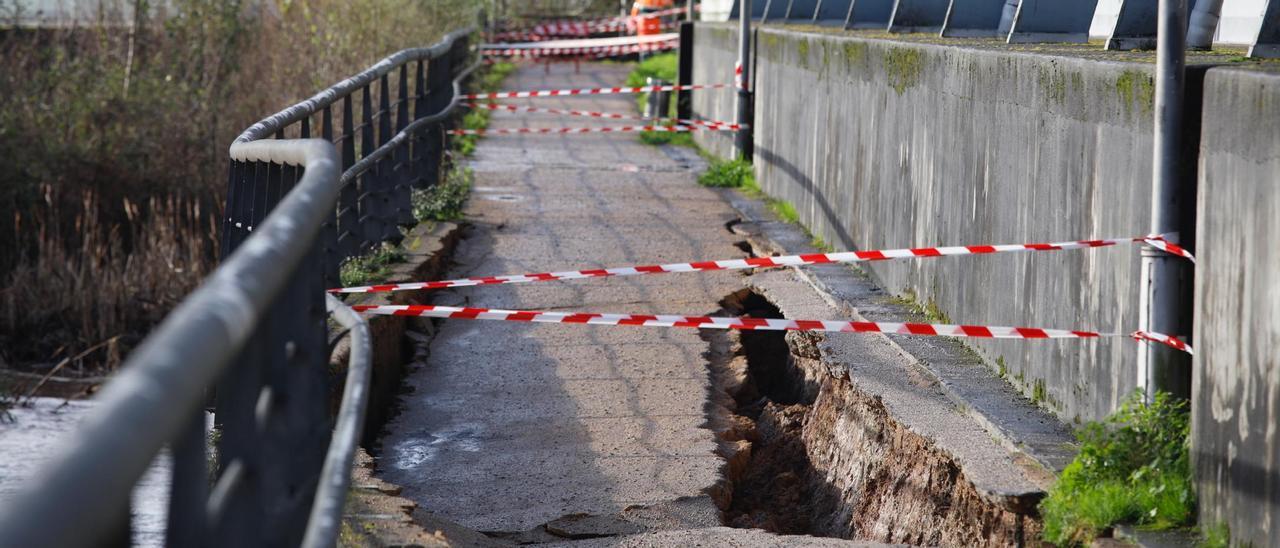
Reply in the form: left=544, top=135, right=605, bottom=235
left=378, top=62, right=760, bottom=537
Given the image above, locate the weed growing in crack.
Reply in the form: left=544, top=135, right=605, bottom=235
left=1040, top=390, right=1193, bottom=546
left=339, top=242, right=407, bottom=287
left=413, top=167, right=472, bottom=223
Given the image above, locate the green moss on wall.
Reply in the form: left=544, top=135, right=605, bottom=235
left=1038, top=65, right=1068, bottom=105
left=843, top=41, right=867, bottom=70
left=884, top=46, right=924, bottom=95
left=1114, top=69, right=1155, bottom=116
left=797, top=38, right=809, bottom=69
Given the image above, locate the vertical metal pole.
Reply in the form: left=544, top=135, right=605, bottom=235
left=677, top=21, right=694, bottom=121
left=1139, top=0, right=1192, bottom=402
left=165, top=408, right=207, bottom=548
left=735, top=0, right=754, bottom=161
left=687, top=0, right=695, bottom=21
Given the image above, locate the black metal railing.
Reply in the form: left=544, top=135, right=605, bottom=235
left=0, top=27, right=474, bottom=548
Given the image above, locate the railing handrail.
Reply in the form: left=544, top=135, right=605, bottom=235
left=0, top=139, right=341, bottom=547
left=341, top=60, right=480, bottom=186
left=235, top=27, right=474, bottom=145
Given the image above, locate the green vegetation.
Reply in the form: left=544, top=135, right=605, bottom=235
left=639, top=129, right=696, bottom=147
left=884, top=47, right=924, bottom=94
left=413, top=167, right=473, bottom=222
left=624, top=53, right=693, bottom=145
left=1199, top=522, right=1231, bottom=548
left=887, top=290, right=950, bottom=323
left=625, top=52, right=679, bottom=88
left=453, top=109, right=489, bottom=157
left=1115, top=70, right=1156, bottom=116
left=769, top=200, right=800, bottom=224
left=697, top=156, right=802, bottom=223
left=453, top=61, right=515, bottom=156
left=339, top=242, right=407, bottom=288
left=1040, top=391, right=1194, bottom=546
left=699, top=157, right=756, bottom=188
left=477, top=61, right=517, bottom=92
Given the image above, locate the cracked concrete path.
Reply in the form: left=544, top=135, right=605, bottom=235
left=378, top=61, right=747, bottom=534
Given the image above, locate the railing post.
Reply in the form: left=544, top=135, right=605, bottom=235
left=394, top=65, right=414, bottom=225
left=413, top=59, right=429, bottom=192
left=422, top=49, right=453, bottom=189
left=338, top=96, right=361, bottom=262
left=359, top=85, right=377, bottom=250
left=165, top=407, right=207, bottom=548
left=677, top=21, right=694, bottom=121
left=320, top=105, right=342, bottom=288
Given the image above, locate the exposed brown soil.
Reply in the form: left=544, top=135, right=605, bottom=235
left=702, top=289, right=1044, bottom=547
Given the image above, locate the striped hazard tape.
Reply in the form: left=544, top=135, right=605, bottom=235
left=449, top=123, right=739, bottom=136
left=461, top=102, right=748, bottom=129
left=331, top=234, right=1193, bottom=294
left=463, top=83, right=732, bottom=100
left=492, top=6, right=693, bottom=41
left=482, top=40, right=678, bottom=59
left=349, top=304, right=1193, bottom=355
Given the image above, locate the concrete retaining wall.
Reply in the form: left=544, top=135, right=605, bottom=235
left=693, top=24, right=1199, bottom=424
left=1191, top=66, right=1280, bottom=547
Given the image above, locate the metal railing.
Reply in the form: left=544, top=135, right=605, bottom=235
left=0, top=27, right=474, bottom=547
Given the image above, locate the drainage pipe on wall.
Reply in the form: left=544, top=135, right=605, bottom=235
left=1187, top=0, right=1224, bottom=49
left=1140, top=0, right=1193, bottom=402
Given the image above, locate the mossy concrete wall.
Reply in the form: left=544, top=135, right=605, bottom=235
left=1191, top=66, right=1280, bottom=547
left=692, top=24, right=1198, bottom=424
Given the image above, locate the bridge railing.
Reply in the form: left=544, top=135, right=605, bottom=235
left=0, top=27, right=475, bottom=547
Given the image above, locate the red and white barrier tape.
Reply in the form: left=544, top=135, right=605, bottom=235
left=460, top=100, right=732, bottom=126
left=349, top=304, right=1192, bottom=355
left=492, top=6, right=693, bottom=41
left=463, top=83, right=732, bottom=100
left=461, top=102, right=746, bottom=130
left=483, top=40, right=677, bottom=58
left=332, top=235, right=1193, bottom=294
left=449, top=123, right=738, bottom=136
left=493, top=21, right=675, bottom=42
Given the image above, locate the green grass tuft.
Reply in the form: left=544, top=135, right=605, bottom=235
left=413, top=166, right=473, bottom=222
left=1040, top=390, right=1194, bottom=546
left=639, top=129, right=696, bottom=147
left=625, top=53, right=678, bottom=87
left=698, top=157, right=755, bottom=188
left=769, top=200, right=799, bottom=224
left=339, top=242, right=406, bottom=287
left=626, top=52, right=690, bottom=146
left=1198, top=522, right=1230, bottom=548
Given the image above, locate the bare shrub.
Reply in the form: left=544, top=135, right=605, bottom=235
left=0, top=0, right=479, bottom=374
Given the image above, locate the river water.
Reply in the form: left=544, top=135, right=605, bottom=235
left=0, top=397, right=173, bottom=546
